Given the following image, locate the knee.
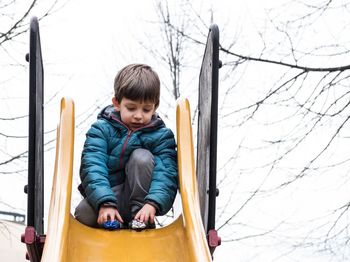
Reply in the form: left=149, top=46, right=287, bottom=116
left=129, top=148, right=154, bottom=168
left=74, top=199, right=98, bottom=227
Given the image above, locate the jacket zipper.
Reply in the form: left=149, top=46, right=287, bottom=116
left=110, top=114, right=155, bottom=170
left=120, top=129, right=132, bottom=168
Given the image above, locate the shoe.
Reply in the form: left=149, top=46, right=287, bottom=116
left=129, top=219, right=156, bottom=230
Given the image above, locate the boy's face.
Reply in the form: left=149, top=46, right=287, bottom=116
left=112, top=97, right=156, bottom=130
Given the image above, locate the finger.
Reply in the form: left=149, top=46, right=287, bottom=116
left=137, top=213, right=142, bottom=222
left=98, top=214, right=106, bottom=224
left=139, top=213, right=145, bottom=223
left=134, top=211, right=141, bottom=221
left=144, top=213, right=149, bottom=223
left=149, top=213, right=155, bottom=224
left=115, top=212, right=124, bottom=223
left=104, top=212, right=110, bottom=223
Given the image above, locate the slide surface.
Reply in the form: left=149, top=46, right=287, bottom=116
left=41, top=98, right=212, bottom=262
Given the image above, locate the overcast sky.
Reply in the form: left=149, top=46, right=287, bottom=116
left=1, top=0, right=349, bottom=261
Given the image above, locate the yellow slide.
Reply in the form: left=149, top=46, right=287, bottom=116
left=41, top=98, right=212, bottom=261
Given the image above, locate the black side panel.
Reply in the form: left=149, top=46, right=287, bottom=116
left=196, top=24, right=220, bottom=233
left=27, top=16, right=44, bottom=235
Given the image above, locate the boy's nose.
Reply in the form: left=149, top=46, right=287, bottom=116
left=134, top=111, right=142, bottom=120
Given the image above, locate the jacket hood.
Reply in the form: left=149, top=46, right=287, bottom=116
left=98, top=105, right=165, bottom=131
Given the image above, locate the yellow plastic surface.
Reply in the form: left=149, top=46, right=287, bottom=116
left=41, top=97, right=212, bottom=261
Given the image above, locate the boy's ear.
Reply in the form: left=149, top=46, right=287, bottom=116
left=112, top=97, right=121, bottom=111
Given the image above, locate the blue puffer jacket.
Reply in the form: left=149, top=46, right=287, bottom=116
left=80, top=105, right=178, bottom=215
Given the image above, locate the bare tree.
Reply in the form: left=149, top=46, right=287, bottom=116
left=139, top=1, right=189, bottom=107
left=0, top=0, right=59, bottom=45
left=0, top=1, right=63, bottom=174
left=151, top=0, right=350, bottom=260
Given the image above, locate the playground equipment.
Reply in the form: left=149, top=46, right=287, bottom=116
left=21, top=17, right=221, bottom=261
left=197, top=24, right=221, bottom=253
left=21, top=17, right=45, bottom=261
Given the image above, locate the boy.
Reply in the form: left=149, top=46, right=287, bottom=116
left=74, top=64, right=178, bottom=230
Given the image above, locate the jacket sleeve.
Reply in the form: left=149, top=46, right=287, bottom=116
left=145, top=128, right=178, bottom=215
left=80, top=120, right=117, bottom=211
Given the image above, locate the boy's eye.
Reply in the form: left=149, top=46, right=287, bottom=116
left=126, top=107, right=136, bottom=111
left=143, top=109, right=152, bottom=113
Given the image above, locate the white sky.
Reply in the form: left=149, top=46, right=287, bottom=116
left=1, top=0, right=349, bottom=261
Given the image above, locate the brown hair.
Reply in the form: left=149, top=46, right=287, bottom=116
left=114, top=64, right=160, bottom=108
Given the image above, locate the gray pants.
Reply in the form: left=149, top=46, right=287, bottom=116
left=74, top=148, right=154, bottom=227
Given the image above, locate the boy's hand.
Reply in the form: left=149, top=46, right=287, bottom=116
left=134, top=203, right=156, bottom=224
left=97, top=206, right=124, bottom=225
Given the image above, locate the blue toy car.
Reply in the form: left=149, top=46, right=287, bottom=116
left=103, top=220, right=120, bottom=230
